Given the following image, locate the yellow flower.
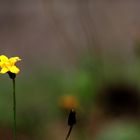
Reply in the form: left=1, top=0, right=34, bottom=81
left=0, top=55, right=21, bottom=74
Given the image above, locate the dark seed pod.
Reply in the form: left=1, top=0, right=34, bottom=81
left=68, top=109, right=76, bottom=126
left=7, top=72, right=16, bottom=79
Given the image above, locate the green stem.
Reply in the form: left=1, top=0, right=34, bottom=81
left=12, top=79, right=16, bottom=140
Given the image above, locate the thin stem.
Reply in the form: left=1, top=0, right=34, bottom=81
left=66, top=126, right=73, bottom=140
left=12, top=79, right=16, bottom=140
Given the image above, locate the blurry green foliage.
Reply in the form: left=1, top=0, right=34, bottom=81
left=96, top=122, right=140, bottom=140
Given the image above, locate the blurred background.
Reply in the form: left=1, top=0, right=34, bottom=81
left=0, top=0, right=140, bottom=140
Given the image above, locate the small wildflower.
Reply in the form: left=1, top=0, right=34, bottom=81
left=0, top=55, right=21, bottom=140
left=0, top=55, right=21, bottom=74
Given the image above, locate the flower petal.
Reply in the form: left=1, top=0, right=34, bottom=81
left=0, top=67, right=9, bottom=74
left=0, top=62, right=2, bottom=67
left=10, top=66, right=20, bottom=74
left=9, top=57, right=21, bottom=65
left=0, top=55, right=8, bottom=62
left=9, top=57, right=21, bottom=62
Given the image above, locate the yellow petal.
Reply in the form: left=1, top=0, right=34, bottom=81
left=0, top=67, right=9, bottom=74
left=9, top=57, right=21, bottom=62
left=0, top=55, right=8, bottom=62
left=0, top=62, right=2, bottom=67
left=10, top=66, right=20, bottom=74
left=9, top=57, right=21, bottom=65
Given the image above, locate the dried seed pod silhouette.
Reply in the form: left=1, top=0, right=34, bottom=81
left=66, top=109, right=76, bottom=140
